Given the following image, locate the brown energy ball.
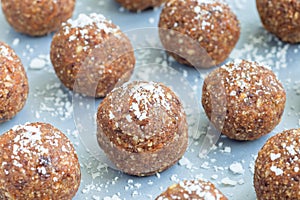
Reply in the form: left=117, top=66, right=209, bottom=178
left=156, top=179, right=228, bottom=200
left=254, top=129, right=300, bottom=199
left=97, top=81, right=188, bottom=176
left=0, top=41, right=28, bottom=123
left=159, top=0, right=240, bottom=68
left=202, top=60, right=286, bottom=141
left=0, top=122, right=81, bottom=199
left=50, top=13, right=135, bottom=98
left=1, top=0, right=75, bottom=36
left=115, top=0, right=166, bottom=11
left=256, top=0, right=300, bottom=43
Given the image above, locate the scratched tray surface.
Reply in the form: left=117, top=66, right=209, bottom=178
left=0, top=0, right=299, bottom=199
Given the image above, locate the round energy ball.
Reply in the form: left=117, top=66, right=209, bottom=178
left=97, top=81, right=188, bottom=176
left=50, top=13, right=135, bottom=98
left=254, top=129, right=300, bottom=199
left=256, top=0, right=300, bottom=43
left=0, top=122, right=81, bottom=199
left=159, top=0, right=240, bottom=68
left=0, top=41, right=28, bottom=123
left=156, top=179, right=227, bottom=200
left=202, top=60, right=286, bottom=141
left=115, top=0, right=166, bottom=11
left=1, top=0, right=75, bottom=36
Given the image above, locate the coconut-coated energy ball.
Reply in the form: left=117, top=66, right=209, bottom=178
left=115, top=0, right=166, bottom=11
left=0, top=41, right=28, bottom=123
left=257, top=0, right=300, bottom=43
left=254, top=129, right=300, bottom=199
left=50, top=13, right=135, bottom=98
left=159, top=0, right=240, bottom=68
left=202, top=60, right=286, bottom=141
left=0, top=122, right=81, bottom=199
left=1, top=0, right=75, bottom=36
left=97, top=81, right=188, bottom=176
left=156, top=179, right=228, bottom=200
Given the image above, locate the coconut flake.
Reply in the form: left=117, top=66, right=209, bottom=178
left=229, top=162, right=245, bottom=175
left=270, top=166, right=283, bottom=176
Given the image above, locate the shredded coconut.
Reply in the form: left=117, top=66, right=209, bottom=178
left=270, top=166, right=283, bottom=176
left=64, top=13, right=119, bottom=35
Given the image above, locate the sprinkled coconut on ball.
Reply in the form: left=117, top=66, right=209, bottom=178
left=202, top=60, right=286, bottom=140
left=254, top=129, right=300, bottom=199
left=156, top=179, right=228, bottom=200
left=257, top=0, right=300, bottom=43
left=97, top=81, right=188, bottom=176
left=115, top=0, right=166, bottom=11
left=0, top=122, right=81, bottom=199
left=0, top=41, right=28, bottom=123
left=50, top=13, right=135, bottom=97
left=159, top=0, right=240, bottom=68
left=1, top=0, right=75, bottom=36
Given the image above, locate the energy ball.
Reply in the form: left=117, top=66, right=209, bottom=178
left=0, top=122, right=81, bottom=199
left=115, top=0, right=166, bottom=11
left=0, top=41, right=28, bottom=123
left=97, top=81, right=188, bottom=176
left=156, top=179, right=228, bottom=200
left=1, top=0, right=75, bottom=36
left=159, top=0, right=240, bottom=68
left=254, top=129, right=300, bottom=199
left=202, top=60, right=286, bottom=141
left=256, top=0, right=300, bottom=43
left=50, top=13, right=135, bottom=98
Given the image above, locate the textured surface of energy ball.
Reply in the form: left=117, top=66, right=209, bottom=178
left=50, top=13, right=135, bottom=98
left=256, top=0, right=300, bottom=43
left=254, top=129, right=300, bottom=199
left=1, top=0, right=75, bottom=36
left=159, top=0, right=240, bottom=68
left=97, top=81, right=188, bottom=176
left=0, top=122, right=81, bottom=199
left=115, top=0, right=166, bottom=11
left=156, top=179, right=228, bottom=200
left=202, top=60, right=286, bottom=140
left=0, top=42, right=28, bottom=123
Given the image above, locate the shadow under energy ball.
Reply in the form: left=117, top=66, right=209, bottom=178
left=202, top=60, right=286, bottom=141
left=1, top=0, right=75, bottom=36
left=50, top=13, right=135, bottom=98
left=256, top=0, right=300, bottom=43
left=0, top=41, right=28, bottom=123
left=97, top=81, right=188, bottom=176
left=158, top=0, right=240, bottom=68
left=254, top=129, right=300, bottom=199
left=0, top=122, right=81, bottom=199
left=115, top=0, right=166, bottom=11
